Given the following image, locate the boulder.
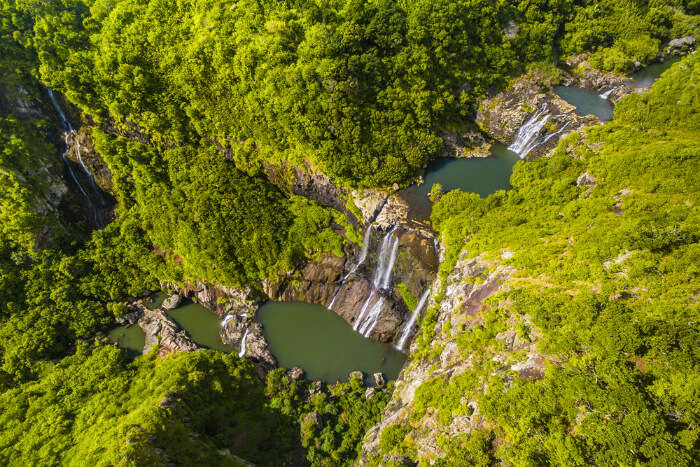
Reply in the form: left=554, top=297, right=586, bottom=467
left=138, top=308, right=199, bottom=356
left=349, top=370, right=364, bottom=381
left=287, top=366, right=305, bottom=381
left=116, top=306, right=143, bottom=326
left=220, top=315, right=277, bottom=368
left=668, top=36, right=696, bottom=52
left=302, top=411, right=323, bottom=430
left=364, top=387, right=377, bottom=400
left=576, top=171, right=596, bottom=186
left=162, top=293, right=182, bottom=310
left=373, top=372, right=386, bottom=387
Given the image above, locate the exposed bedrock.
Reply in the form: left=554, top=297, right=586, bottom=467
left=138, top=307, right=200, bottom=357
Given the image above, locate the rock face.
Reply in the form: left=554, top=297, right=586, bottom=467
left=163, top=281, right=261, bottom=316
left=265, top=253, right=348, bottom=306
left=220, top=313, right=277, bottom=368
left=161, top=293, right=182, bottom=310
left=358, top=252, right=533, bottom=464
left=138, top=308, right=199, bottom=357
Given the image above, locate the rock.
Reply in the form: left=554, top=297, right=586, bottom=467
left=138, top=308, right=199, bottom=356
left=309, top=381, right=323, bottom=396
left=220, top=315, right=277, bottom=368
left=442, top=128, right=491, bottom=158
left=365, top=387, right=377, bottom=400
left=287, top=366, right=305, bottom=381
left=374, top=195, right=409, bottom=229
left=267, top=253, right=347, bottom=306
left=357, top=254, right=518, bottom=464
left=116, top=306, right=143, bottom=326
left=576, top=171, right=596, bottom=186
left=161, top=293, right=182, bottom=310
left=302, top=411, right=323, bottom=430
left=373, top=372, right=386, bottom=387
left=392, top=183, right=400, bottom=191
left=349, top=370, right=364, bottom=381
left=503, top=20, right=519, bottom=39
left=351, top=189, right=389, bottom=224
left=162, top=281, right=261, bottom=316
left=668, top=36, right=696, bottom=53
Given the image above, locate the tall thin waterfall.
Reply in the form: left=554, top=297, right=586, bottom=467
left=352, top=225, right=400, bottom=337
left=238, top=328, right=249, bottom=358
left=48, top=90, right=104, bottom=227
left=396, top=289, right=431, bottom=351
left=328, top=225, right=374, bottom=310
left=508, top=106, right=551, bottom=158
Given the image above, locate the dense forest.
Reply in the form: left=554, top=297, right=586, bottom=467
left=0, top=0, right=698, bottom=464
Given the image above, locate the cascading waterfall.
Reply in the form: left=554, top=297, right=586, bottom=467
left=396, top=289, right=431, bottom=351
left=353, top=225, right=400, bottom=337
left=542, top=120, right=572, bottom=145
left=48, top=90, right=104, bottom=228
left=328, top=225, right=373, bottom=310
left=508, top=106, right=551, bottom=158
left=599, top=86, right=619, bottom=99
left=238, top=328, right=249, bottom=357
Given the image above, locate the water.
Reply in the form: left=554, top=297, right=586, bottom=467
left=47, top=90, right=104, bottom=227
left=108, top=325, right=145, bottom=358
left=166, top=300, right=233, bottom=352
left=508, top=106, right=552, bottom=156
left=554, top=86, right=613, bottom=121
left=396, top=288, right=430, bottom=351
left=400, top=143, right=520, bottom=220
left=258, top=302, right=406, bottom=384
left=628, top=56, right=681, bottom=88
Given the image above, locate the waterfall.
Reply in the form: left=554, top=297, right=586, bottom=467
left=396, top=289, right=431, bottom=351
left=599, top=86, right=619, bottom=99
left=542, top=121, right=571, bottom=145
left=238, top=328, right=249, bottom=357
left=221, top=314, right=234, bottom=327
left=380, top=237, right=399, bottom=290
left=328, top=225, right=373, bottom=310
left=358, top=296, right=386, bottom=336
left=353, top=291, right=376, bottom=331
left=372, top=225, right=398, bottom=288
left=508, top=106, right=551, bottom=158
left=48, top=90, right=104, bottom=228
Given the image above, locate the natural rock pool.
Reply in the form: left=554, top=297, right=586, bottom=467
left=628, top=56, right=681, bottom=88
left=554, top=86, right=614, bottom=121
left=400, top=143, right=521, bottom=220
left=257, top=302, right=406, bottom=384
left=107, top=325, right=145, bottom=358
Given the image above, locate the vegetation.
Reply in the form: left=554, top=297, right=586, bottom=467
left=406, top=54, right=700, bottom=465
left=0, top=0, right=697, bottom=464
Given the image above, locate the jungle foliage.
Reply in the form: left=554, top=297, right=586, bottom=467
left=403, top=54, right=700, bottom=465
left=9, top=0, right=698, bottom=187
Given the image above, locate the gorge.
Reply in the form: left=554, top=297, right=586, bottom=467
left=0, top=1, right=697, bottom=465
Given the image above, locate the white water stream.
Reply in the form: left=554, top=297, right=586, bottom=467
left=508, top=106, right=552, bottom=158
left=238, top=328, right=249, bottom=357
left=328, top=225, right=374, bottom=310
left=396, top=288, right=431, bottom=351
left=48, top=90, right=104, bottom=227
